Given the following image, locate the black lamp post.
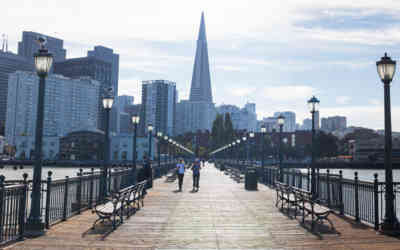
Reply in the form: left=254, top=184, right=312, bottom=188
left=26, top=37, right=53, bottom=235
left=132, top=114, right=139, bottom=183
left=243, top=136, right=248, bottom=164
left=164, top=135, right=169, bottom=163
left=277, top=114, right=285, bottom=182
left=147, top=124, right=153, bottom=160
left=168, top=138, right=173, bottom=163
left=236, top=139, right=241, bottom=166
left=157, top=131, right=163, bottom=171
left=377, top=53, right=400, bottom=232
left=102, top=91, right=114, bottom=199
left=261, top=125, right=266, bottom=168
left=249, top=132, right=255, bottom=165
left=308, top=96, right=319, bottom=198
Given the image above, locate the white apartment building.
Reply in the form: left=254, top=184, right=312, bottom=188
left=6, top=71, right=100, bottom=146
left=274, top=111, right=296, bottom=132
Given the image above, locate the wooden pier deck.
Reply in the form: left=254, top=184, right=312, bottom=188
left=5, top=163, right=400, bottom=250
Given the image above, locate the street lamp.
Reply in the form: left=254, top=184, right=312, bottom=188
left=101, top=91, right=114, bottom=199
left=157, top=131, right=163, bottom=172
left=132, top=114, right=140, bottom=184
left=26, top=37, right=53, bottom=235
left=261, top=125, right=266, bottom=168
left=243, top=137, right=248, bottom=163
left=147, top=124, right=153, bottom=160
left=168, top=138, right=172, bottom=163
left=249, top=132, right=255, bottom=165
left=308, top=95, right=320, bottom=198
left=277, top=114, right=285, bottom=182
left=236, top=139, right=241, bottom=165
left=376, top=53, right=400, bottom=232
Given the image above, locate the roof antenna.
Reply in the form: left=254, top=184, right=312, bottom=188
left=5, top=34, right=8, bottom=52
left=1, top=34, right=5, bottom=52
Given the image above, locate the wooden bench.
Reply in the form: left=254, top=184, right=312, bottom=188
left=275, top=182, right=334, bottom=231
left=92, top=191, right=127, bottom=230
left=92, top=181, right=147, bottom=230
left=166, top=169, right=177, bottom=182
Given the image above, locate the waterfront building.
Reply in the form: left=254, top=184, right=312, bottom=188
left=321, top=116, right=347, bottom=133
left=110, top=134, right=156, bottom=161
left=59, top=130, right=104, bottom=160
left=15, top=136, right=59, bottom=160
left=274, top=111, right=296, bottom=132
left=18, top=31, right=66, bottom=63
left=0, top=51, right=33, bottom=127
left=53, top=56, right=113, bottom=132
left=6, top=71, right=99, bottom=146
left=217, top=103, right=257, bottom=132
left=263, top=117, right=279, bottom=132
left=87, top=46, right=119, bottom=95
left=140, top=80, right=177, bottom=136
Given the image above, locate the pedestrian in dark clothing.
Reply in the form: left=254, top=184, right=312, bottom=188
left=191, top=159, right=201, bottom=191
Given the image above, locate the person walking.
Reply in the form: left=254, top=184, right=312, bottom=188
left=176, top=159, right=185, bottom=191
left=191, top=158, right=201, bottom=191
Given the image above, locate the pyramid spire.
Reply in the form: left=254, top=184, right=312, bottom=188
left=189, top=12, right=213, bottom=103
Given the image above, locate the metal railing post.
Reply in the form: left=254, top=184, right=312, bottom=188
left=19, top=173, right=28, bottom=240
left=327, top=169, right=331, bottom=207
left=77, top=169, right=83, bottom=214
left=307, top=167, right=310, bottom=191
left=0, top=175, right=4, bottom=243
left=374, top=173, right=379, bottom=230
left=45, top=171, right=52, bottom=229
left=354, top=172, right=360, bottom=222
left=62, top=176, right=69, bottom=221
left=89, top=168, right=94, bottom=209
left=339, top=170, right=344, bottom=215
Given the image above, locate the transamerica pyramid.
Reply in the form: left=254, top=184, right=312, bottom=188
left=189, top=12, right=213, bottom=103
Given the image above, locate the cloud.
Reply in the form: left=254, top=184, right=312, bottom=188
left=262, top=86, right=316, bottom=101
left=118, top=79, right=142, bottom=104
left=336, top=96, right=351, bottom=104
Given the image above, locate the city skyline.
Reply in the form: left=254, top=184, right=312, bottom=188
left=2, top=1, right=400, bottom=130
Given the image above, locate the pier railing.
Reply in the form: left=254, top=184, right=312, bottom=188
left=217, top=159, right=400, bottom=231
left=0, top=161, right=176, bottom=246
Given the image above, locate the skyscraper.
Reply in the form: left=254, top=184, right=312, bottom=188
left=53, top=57, right=113, bottom=132
left=140, top=80, right=177, bottom=136
left=177, top=12, right=216, bottom=134
left=87, top=46, right=119, bottom=95
left=189, top=12, right=212, bottom=103
left=0, top=51, right=33, bottom=127
left=18, top=31, right=66, bottom=63
left=6, top=71, right=99, bottom=145
left=274, top=111, right=296, bottom=132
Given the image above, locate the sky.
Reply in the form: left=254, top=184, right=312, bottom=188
left=3, top=0, right=400, bottom=130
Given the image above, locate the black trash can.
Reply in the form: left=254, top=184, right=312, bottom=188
left=245, top=167, right=258, bottom=190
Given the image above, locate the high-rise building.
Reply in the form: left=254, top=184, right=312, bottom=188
left=189, top=12, right=212, bottom=103
left=178, top=12, right=216, bottom=133
left=87, top=46, right=119, bottom=95
left=18, top=31, right=66, bottom=63
left=53, top=57, right=113, bottom=132
left=217, top=103, right=257, bottom=132
left=274, top=111, right=296, bottom=132
left=263, top=117, right=279, bottom=132
left=6, top=71, right=99, bottom=145
left=0, top=51, right=33, bottom=127
left=140, top=80, right=177, bottom=136
left=321, top=116, right=347, bottom=132
left=117, top=95, right=134, bottom=112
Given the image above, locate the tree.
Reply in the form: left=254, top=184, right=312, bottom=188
left=224, top=113, right=234, bottom=145
left=211, top=114, right=224, bottom=149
